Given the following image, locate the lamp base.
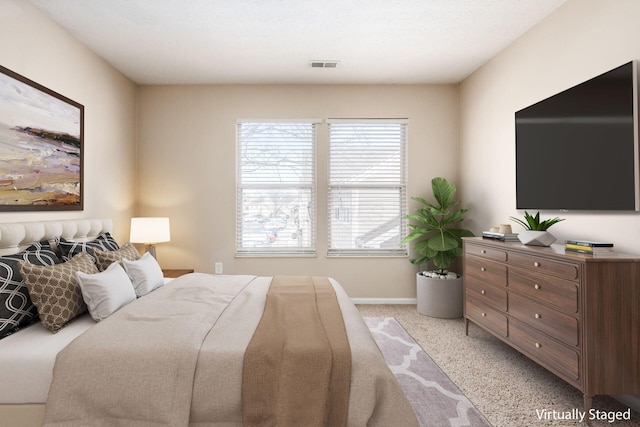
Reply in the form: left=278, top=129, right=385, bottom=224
left=146, top=244, right=157, bottom=259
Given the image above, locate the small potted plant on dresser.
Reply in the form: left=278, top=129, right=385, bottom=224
left=401, top=177, right=474, bottom=318
left=510, top=211, right=564, bottom=246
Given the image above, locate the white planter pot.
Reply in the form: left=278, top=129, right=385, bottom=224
left=416, top=272, right=463, bottom=319
left=518, top=230, right=556, bottom=246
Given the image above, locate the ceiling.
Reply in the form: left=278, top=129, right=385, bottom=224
left=27, top=0, right=567, bottom=85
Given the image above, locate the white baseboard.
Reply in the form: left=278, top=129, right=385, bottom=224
left=351, top=298, right=417, bottom=305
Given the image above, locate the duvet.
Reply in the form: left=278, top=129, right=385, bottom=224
left=43, top=273, right=418, bottom=427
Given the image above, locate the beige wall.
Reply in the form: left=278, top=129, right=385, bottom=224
left=0, top=0, right=137, bottom=241
left=460, top=0, right=640, bottom=253
left=136, top=84, right=460, bottom=298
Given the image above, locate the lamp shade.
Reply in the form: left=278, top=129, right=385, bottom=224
left=130, top=217, right=171, bottom=244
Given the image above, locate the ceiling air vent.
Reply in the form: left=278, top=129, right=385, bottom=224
left=310, top=60, right=339, bottom=68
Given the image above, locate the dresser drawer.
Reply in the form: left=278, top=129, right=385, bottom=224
left=509, top=292, right=579, bottom=346
left=465, top=243, right=507, bottom=263
left=509, top=318, right=580, bottom=384
left=508, top=252, right=580, bottom=281
left=466, top=297, right=508, bottom=337
left=465, top=255, right=507, bottom=287
left=509, top=267, right=579, bottom=313
left=465, top=275, right=507, bottom=312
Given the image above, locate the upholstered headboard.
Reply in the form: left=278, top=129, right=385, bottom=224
left=0, top=219, right=113, bottom=256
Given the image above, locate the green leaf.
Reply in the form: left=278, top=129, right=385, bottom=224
left=510, top=211, right=564, bottom=231
left=404, top=214, right=432, bottom=225
left=432, top=177, right=455, bottom=208
left=412, top=240, right=430, bottom=253
left=411, top=197, right=433, bottom=208
left=426, top=233, right=458, bottom=252
left=400, top=230, right=427, bottom=245
left=432, top=251, right=454, bottom=270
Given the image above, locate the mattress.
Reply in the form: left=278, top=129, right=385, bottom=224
left=0, top=315, right=94, bottom=404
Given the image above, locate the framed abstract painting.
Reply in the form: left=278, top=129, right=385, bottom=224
left=0, top=65, right=83, bottom=211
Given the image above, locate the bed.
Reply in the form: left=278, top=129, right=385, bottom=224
left=0, top=218, right=418, bottom=427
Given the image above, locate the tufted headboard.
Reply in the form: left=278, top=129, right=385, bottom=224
left=0, top=218, right=113, bottom=256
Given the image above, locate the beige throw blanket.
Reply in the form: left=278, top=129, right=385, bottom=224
left=242, top=276, right=351, bottom=427
left=43, top=274, right=418, bottom=427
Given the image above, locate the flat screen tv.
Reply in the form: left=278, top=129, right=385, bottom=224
left=515, top=61, right=639, bottom=211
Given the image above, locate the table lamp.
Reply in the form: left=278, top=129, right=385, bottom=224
left=129, top=217, right=171, bottom=258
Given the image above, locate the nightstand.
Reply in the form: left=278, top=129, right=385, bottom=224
left=162, top=269, right=194, bottom=278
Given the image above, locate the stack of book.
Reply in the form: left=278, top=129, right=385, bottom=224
left=565, top=240, right=615, bottom=256
left=482, top=231, right=520, bottom=242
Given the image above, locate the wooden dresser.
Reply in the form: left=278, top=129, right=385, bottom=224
left=463, top=237, right=640, bottom=411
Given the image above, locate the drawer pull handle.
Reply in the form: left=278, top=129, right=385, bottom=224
left=481, top=249, right=486, bottom=254
left=535, top=342, right=542, bottom=348
left=534, top=284, right=540, bottom=290
left=481, top=312, right=487, bottom=317
left=480, top=267, right=486, bottom=272
left=534, top=262, right=540, bottom=267
left=534, top=313, right=541, bottom=319
left=481, top=290, right=486, bottom=295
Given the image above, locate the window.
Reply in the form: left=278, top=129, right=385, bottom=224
left=327, top=119, right=408, bottom=256
left=236, top=120, right=316, bottom=255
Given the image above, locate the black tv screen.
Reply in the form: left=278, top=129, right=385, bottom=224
left=515, top=61, right=639, bottom=211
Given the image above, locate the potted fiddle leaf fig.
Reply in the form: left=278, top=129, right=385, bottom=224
left=401, top=177, right=474, bottom=318
left=510, top=211, right=564, bottom=246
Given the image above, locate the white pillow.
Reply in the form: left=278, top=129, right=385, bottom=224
left=76, top=262, right=137, bottom=321
left=121, top=252, right=165, bottom=297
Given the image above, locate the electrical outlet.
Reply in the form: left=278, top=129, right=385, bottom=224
left=215, top=262, right=223, bottom=275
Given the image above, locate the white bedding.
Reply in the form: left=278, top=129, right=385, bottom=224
left=0, top=315, right=94, bottom=404
left=0, top=278, right=174, bottom=404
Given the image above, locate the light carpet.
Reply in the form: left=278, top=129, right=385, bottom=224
left=359, top=305, right=639, bottom=427
left=365, top=316, right=491, bottom=427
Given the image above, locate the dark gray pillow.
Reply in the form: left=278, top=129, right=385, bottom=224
left=55, top=232, right=120, bottom=262
left=0, top=242, right=61, bottom=339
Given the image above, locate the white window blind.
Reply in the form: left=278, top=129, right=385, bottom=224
left=327, top=119, right=408, bottom=256
left=236, top=120, right=317, bottom=256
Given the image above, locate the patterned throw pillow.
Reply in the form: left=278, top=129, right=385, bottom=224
left=19, top=251, right=99, bottom=333
left=0, top=242, right=61, bottom=339
left=55, top=232, right=120, bottom=262
left=92, top=243, right=140, bottom=271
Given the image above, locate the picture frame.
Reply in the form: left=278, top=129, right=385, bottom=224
left=0, top=64, right=83, bottom=211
